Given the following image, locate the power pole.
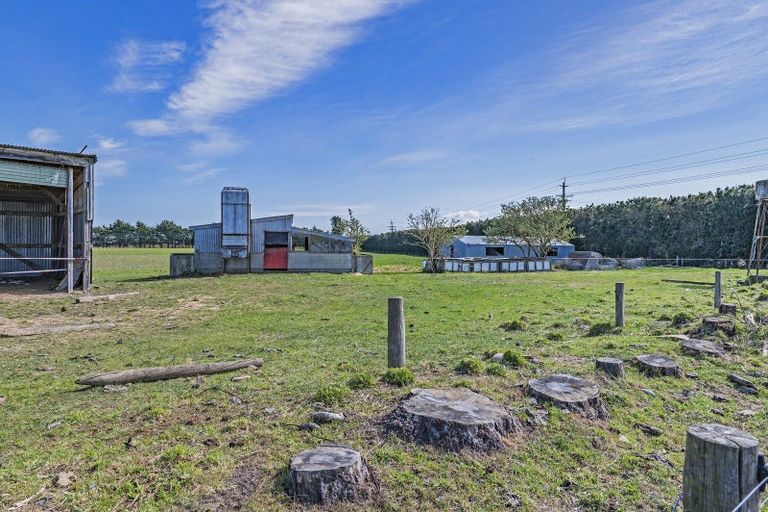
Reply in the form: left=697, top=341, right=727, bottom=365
left=561, top=178, right=568, bottom=210
left=389, top=220, right=396, bottom=234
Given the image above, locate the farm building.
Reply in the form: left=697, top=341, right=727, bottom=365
left=0, top=144, right=95, bottom=292
left=443, top=236, right=575, bottom=259
left=174, top=187, right=372, bottom=276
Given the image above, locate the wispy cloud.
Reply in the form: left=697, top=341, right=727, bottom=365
left=96, top=137, right=124, bottom=150
left=282, top=203, right=374, bottom=217
left=27, top=128, right=59, bottom=146
left=178, top=162, right=225, bottom=183
left=109, top=39, right=185, bottom=93
left=379, top=149, right=448, bottom=165
left=96, top=159, right=128, bottom=185
left=130, top=0, right=415, bottom=150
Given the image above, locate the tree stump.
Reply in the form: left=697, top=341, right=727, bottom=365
left=634, top=354, right=683, bottom=378
left=680, top=339, right=725, bottom=357
left=595, top=357, right=625, bottom=378
left=286, top=445, right=376, bottom=505
left=703, top=316, right=734, bottom=335
left=683, top=423, right=760, bottom=512
left=527, top=374, right=607, bottom=419
left=719, top=303, right=737, bottom=315
left=385, top=388, right=521, bottom=452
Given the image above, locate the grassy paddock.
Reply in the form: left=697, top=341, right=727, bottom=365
left=1, top=248, right=766, bottom=510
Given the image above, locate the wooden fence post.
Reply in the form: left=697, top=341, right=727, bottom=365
left=683, top=423, right=760, bottom=512
left=615, top=283, right=625, bottom=327
left=714, top=271, right=722, bottom=309
left=388, top=297, right=406, bottom=368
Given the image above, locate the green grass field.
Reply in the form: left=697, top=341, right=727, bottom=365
left=1, top=248, right=767, bottom=510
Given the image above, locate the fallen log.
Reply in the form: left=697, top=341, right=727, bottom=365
left=75, top=359, right=262, bottom=386
left=75, top=292, right=139, bottom=304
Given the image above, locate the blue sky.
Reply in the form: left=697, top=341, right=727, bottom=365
left=2, top=0, right=768, bottom=232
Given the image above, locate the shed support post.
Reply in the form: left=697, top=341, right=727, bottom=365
left=66, top=167, right=74, bottom=293
left=714, top=271, right=722, bottom=309
left=387, top=297, right=406, bottom=368
left=615, top=282, right=625, bottom=327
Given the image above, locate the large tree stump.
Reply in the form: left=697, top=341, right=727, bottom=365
left=385, top=388, right=521, bottom=452
left=595, top=357, right=625, bottom=378
left=634, top=354, right=683, bottom=378
left=286, top=445, right=376, bottom=505
left=527, top=374, right=607, bottom=419
left=683, top=423, right=760, bottom=512
left=680, top=339, right=725, bottom=357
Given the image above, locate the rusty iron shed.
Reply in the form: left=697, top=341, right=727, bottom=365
left=0, top=144, right=96, bottom=292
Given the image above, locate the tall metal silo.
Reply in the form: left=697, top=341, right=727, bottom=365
left=221, top=187, right=251, bottom=260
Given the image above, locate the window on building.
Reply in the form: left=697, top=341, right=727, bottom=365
left=485, top=246, right=504, bottom=256
left=547, top=248, right=559, bottom=257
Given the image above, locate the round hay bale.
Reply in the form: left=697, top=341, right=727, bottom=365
left=386, top=388, right=521, bottom=452
left=286, top=445, right=376, bottom=505
left=527, top=374, right=607, bottom=419
left=680, top=339, right=725, bottom=357
left=634, top=354, right=683, bottom=378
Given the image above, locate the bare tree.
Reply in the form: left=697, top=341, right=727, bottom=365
left=342, top=209, right=370, bottom=254
left=407, top=207, right=465, bottom=272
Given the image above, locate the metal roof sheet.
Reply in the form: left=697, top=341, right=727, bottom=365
left=0, top=143, right=97, bottom=161
left=455, top=235, right=574, bottom=247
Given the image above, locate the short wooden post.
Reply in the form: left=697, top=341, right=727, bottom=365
left=683, top=423, right=760, bottom=512
left=614, top=283, right=625, bottom=327
left=388, top=297, right=406, bottom=368
left=714, top=271, right=722, bottom=309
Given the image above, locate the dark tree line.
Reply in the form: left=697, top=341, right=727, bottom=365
left=363, top=184, right=757, bottom=259
left=570, top=185, right=755, bottom=259
left=93, top=220, right=193, bottom=248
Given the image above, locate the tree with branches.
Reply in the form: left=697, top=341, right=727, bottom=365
left=487, top=196, right=574, bottom=258
left=406, top=207, right=465, bottom=272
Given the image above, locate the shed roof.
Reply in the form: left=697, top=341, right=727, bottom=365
left=291, top=227, right=353, bottom=242
left=455, top=235, right=574, bottom=247
left=0, top=143, right=97, bottom=162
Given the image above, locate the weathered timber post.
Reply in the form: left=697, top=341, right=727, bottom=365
left=714, top=271, right=722, bottom=309
left=388, top=297, right=406, bottom=368
left=615, top=283, right=625, bottom=327
left=683, top=423, right=760, bottom=512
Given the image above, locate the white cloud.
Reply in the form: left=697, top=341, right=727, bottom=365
left=96, top=159, right=128, bottom=184
left=96, top=137, right=124, bottom=150
left=109, top=39, right=186, bottom=93
left=131, top=0, right=414, bottom=147
left=27, top=128, right=59, bottom=146
left=446, top=210, right=484, bottom=222
left=283, top=203, right=373, bottom=217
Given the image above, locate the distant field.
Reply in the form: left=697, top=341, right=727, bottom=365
left=1, top=249, right=766, bottom=510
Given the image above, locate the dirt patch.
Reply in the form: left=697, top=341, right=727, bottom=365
left=197, top=460, right=262, bottom=511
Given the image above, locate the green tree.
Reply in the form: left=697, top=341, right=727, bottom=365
left=342, top=209, right=370, bottom=254
left=109, top=219, right=135, bottom=247
left=487, top=196, right=575, bottom=257
left=330, top=215, right=345, bottom=235
left=134, top=221, right=154, bottom=247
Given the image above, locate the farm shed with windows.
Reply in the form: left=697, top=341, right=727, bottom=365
left=176, top=187, right=371, bottom=276
left=443, top=235, right=575, bottom=259
left=0, top=144, right=95, bottom=292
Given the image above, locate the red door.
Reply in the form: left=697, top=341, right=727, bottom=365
left=264, top=247, right=288, bottom=270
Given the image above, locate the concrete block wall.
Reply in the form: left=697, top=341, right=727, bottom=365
left=288, top=252, right=353, bottom=273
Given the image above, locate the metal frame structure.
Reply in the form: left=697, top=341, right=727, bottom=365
left=0, top=144, right=96, bottom=292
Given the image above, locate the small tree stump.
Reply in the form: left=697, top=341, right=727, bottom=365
left=527, top=374, right=607, bottom=419
left=634, top=354, right=683, bottom=378
left=683, top=423, right=759, bottom=512
left=718, top=303, right=737, bottom=315
left=286, top=445, right=376, bottom=505
left=595, top=357, right=625, bottom=378
left=385, top=388, right=521, bottom=452
left=702, top=316, right=734, bottom=335
left=680, top=339, right=725, bottom=357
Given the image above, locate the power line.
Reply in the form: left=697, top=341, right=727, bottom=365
left=569, top=163, right=768, bottom=196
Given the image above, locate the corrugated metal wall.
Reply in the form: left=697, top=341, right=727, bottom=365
left=251, top=215, right=292, bottom=253
left=0, top=160, right=68, bottom=188
left=193, top=224, right=222, bottom=253
left=0, top=200, right=53, bottom=273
